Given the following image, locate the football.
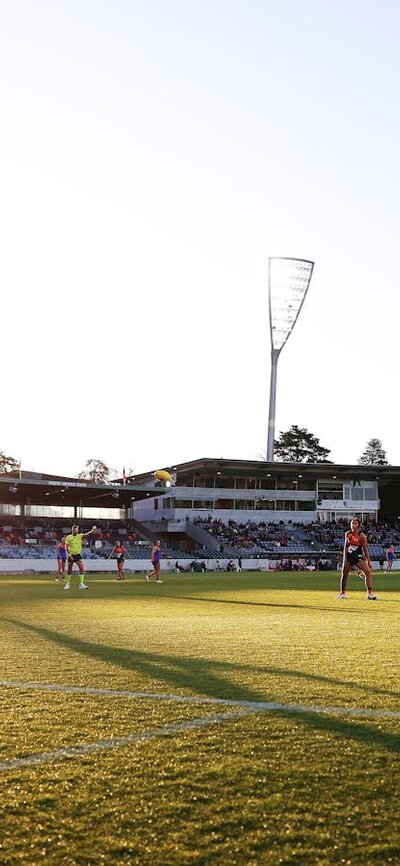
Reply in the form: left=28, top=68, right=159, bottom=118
left=154, top=469, right=173, bottom=483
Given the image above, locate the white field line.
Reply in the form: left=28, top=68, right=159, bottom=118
left=1, top=679, right=400, bottom=720
left=0, top=709, right=251, bottom=772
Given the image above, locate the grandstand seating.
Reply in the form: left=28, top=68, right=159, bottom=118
left=1, top=516, right=399, bottom=562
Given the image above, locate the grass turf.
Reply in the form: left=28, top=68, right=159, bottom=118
left=0, top=570, right=399, bottom=865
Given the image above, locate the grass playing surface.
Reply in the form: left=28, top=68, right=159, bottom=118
left=0, top=570, right=399, bottom=865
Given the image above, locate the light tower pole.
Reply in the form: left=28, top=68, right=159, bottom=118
left=267, top=257, right=314, bottom=461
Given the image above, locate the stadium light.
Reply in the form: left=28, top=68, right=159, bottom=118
left=267, top=256, right=314, bottom=461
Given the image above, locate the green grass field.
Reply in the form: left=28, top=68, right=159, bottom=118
left=1, top=569, right=399, bottom=866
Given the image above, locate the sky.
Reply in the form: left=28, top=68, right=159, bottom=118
left=1, top=0, right=400, bottom=477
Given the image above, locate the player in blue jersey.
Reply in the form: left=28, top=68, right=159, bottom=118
left=56, top=537, right=68, bottom=580
left=146, top=540, right=163, bottom=583
left=386, top=544, right=395, bottom=572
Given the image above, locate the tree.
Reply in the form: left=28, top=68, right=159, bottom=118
left=0, top=450, right=19, bottom=476
left=358, top=439, right=388, bottom=466
left=77, top=459, right=113, bottom=484
left=273, top=425, right=331, bottom=463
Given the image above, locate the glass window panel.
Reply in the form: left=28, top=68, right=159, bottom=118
left=277, top=477, right=295, bottom=489
left=235, top=477, right=247, bottom=489
left=255, top=499, right=275, bottom=510
left=317, top=482, right=343, bottom=495
left=318, top=491, right=343, bottom=501
left=215, top=476, right=235, bottom=488
left=259, top=478, right=276, bottom=490
left=296, top=479, right=317, bottom=491
left=234, top=500, right=255, bottom=510
left=178, top=474, right=194, bottom=486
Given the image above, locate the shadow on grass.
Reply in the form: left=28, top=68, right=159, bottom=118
left=2, top=617, right=400, bottom=754
left=3, top=615, right=400, bottom=704
left=2, top=617, right=400, bottom=756
left=273, top=707, right=400, bottom=754
left=159, top=594, right=360, bottom=614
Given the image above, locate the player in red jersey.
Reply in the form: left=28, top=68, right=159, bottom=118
left=337, top=517, right=377, bottom=600
left=108, top=542, right=128, bottom=580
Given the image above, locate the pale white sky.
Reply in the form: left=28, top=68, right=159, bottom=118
left=1, top=0, right=400, bottom=476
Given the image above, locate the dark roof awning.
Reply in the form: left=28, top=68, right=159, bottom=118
left=0, top=476, right=160, bottom=508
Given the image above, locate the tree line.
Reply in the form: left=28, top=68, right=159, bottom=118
left=271, top=426, right=388, bottom=465
left=0, top=433, right=390, bottom=478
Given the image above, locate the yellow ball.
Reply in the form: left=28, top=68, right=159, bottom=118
left=154, top=469, right=173, bottom=482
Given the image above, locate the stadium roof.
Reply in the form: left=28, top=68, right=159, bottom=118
left=0, top=472, right=161, bottom=508
left=125, top=457, right=400, bottom=483
left=3, top=459, right=400, bottom=510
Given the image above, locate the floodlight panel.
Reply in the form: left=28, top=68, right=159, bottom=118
left=268, top=257, right=314, bottom=352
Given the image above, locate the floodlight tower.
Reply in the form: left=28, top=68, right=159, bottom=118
left=267, top=257, right=314, bottom=461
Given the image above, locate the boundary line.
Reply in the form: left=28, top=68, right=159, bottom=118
left=1, top=678, right=400, bottom=719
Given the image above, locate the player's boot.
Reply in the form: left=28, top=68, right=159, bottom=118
left=336, top=593, right=347, bottom=599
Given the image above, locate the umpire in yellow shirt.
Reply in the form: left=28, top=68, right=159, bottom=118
left=64, top=525, right=97, bottom=590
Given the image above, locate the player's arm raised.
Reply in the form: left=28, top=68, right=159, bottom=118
left=83, top=525, right=97, bottom=539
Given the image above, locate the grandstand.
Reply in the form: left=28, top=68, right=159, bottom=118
left=2, top=459, right=400, bottom=570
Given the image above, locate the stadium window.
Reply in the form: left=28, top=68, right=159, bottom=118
left=234, top=477, right=247, bottom=489
left=276, top=500, right=295, bottom=510
left=193, top=499, right=214, bottom=510
left=246, top=478, right=257, bottom=489
left=214, top=498, right=235, bottom=509
left=234, top=499, right=255, bottom=510
left=317, top=481, right=343, bottom=495
left=259, top=478, right=276, bottom=490
left=296, top=479, right=316, bottom=491
left=364, top=481, right=378, bottom=498
left=318, top=491, right=343, bottom=501
left=215, top=476, right=235, bottom=489
left=0, top=504, right=20, bottom=516
left=276, top=477, right=295, bottom=489
left=174, top=499, right=194, bottom=508
left=163, top=498, right=172, bottom=508
left=255, top=499, right=275, bottom=510
left=193, top=475, right=217, bottom=489
left=297, top=501, right=315, bottom=511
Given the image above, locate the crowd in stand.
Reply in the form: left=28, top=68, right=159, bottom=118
left=193, top=516, right=291, bottom=548
left=193, top=515, right=400, bottom=558
left=1, top=515, right=400, bottom=562
left=0, top=519, right=147, bottom=558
